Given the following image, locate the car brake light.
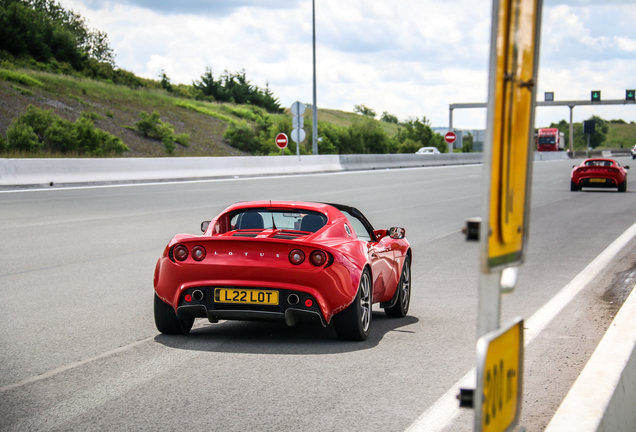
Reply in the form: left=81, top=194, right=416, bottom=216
left=289, top=249, right=305, bottom=265
left=305, top=299, right=313, bottom=307
left=184, top=293, right=192, bottom=302
left=309, top=250, right=327, bottom=266
left=174, top=245, right=189, bottom=261
left=192, top=246, right=206, bottom=261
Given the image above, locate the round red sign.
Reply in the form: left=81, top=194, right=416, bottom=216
left=275, top=133, right=288, bottom=149
left=444, top=131, right=457, bottom=144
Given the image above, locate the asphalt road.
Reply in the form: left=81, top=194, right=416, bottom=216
left=1, top=157, right=635, bottom=431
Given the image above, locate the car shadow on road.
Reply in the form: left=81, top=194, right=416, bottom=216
left=154, top=312, right=419, bottom=355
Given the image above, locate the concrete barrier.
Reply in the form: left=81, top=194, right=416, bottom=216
left=339, top=153, right=483, bottom=171
left=0, top=151, right=580, bottom=187
left=545, top=283, right=636, bottom=432
left=0, top=155, right=343, bottom=186
left=534, top=151, right=570, bottom=161
left=0, top=154, right=485, bottom=187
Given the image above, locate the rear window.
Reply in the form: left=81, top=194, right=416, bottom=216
left=584, top=160, right=613, bottom=167
left=229, top=209, right=327, bottom=232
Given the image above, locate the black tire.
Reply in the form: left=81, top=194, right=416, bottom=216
left=334, top=268, right=372, bottom=341
left=618, top=181, right=627, bottom=192
left=385, top=255, right=411, bottom=318
left=570, top=180, right=579, bottom=192
left=154, top=293, right=194, bottom=335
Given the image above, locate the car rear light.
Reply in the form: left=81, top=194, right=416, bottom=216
left=577, top=168, right=586, bottom=173
left=174, top=245, right=189, bottom=261
left=289, top=249, right=305, bottom=265
left=184, top=293, right=192, bottom=302
left=309, top=250, right=327, bottom=266
left=192, top=246, right=206, bottom=261
left=305, top=299, right=313, bottom=307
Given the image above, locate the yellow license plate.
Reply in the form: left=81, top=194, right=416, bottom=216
left=590, top=178, right=606, bottom=183
left=214, top=288, right=279, bottom=305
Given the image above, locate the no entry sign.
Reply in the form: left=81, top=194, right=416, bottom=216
left=444, top=131, right=457, bottom=144
left=275, top=133, right=288, bottom=149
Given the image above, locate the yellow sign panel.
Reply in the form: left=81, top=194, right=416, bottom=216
left=476, top=317, right=524, bottom=432
left=486, top=0, right=541, bottom=269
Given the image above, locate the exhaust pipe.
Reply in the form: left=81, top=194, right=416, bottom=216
left=287, top=293, right=300, bottom=306
left=192, top=289, right=206, bottom=302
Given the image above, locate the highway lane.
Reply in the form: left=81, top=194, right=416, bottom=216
left=1, top=157, right=635, bottom=431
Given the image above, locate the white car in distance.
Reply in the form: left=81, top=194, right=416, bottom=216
left=415, top=147, right=441, bottom=155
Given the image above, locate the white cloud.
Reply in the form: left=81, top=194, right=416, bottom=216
left=58, top=0, right=636, bottom=128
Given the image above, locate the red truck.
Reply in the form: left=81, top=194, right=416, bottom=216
left=536, top=128, right=565, bottom=151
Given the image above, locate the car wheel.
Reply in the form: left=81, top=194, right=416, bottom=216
left=385, top=255, right=411, bottom=318
left=334, top=268, right=372, bottom=341
left=154, top=293, right=194, bottom=335
left=570, top=181, right=579, bottom=191
left=618, top=181, right=627, bottom=192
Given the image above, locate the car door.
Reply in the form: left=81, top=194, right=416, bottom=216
left=341, top=211, right=392, bottom=301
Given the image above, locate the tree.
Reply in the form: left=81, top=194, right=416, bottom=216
left=380, top=111, right=398, bottom=124
left=192, top=67, right=283, bottom=113
left=397, top=117, right=446, bottom=152
left=587, top=115, right=609, bottom=149
left=462, top=132, right=473, bottom=152
left=354, top=104, right=376, bottom=118
left=0, top=0, right=115, bottom=68
left=159, top=69, right=172, bottom=93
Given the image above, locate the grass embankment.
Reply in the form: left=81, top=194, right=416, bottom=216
left=0, top=68, right=395, bottom=157
left=605, top=122, right=636, bottom=149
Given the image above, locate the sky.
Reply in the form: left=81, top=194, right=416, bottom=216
left=58, top=0, right=636, bottom=130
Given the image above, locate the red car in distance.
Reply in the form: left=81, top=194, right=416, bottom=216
left=153, top=201, right=412, bottom=341
left=570, top=158, right=629, bottom=192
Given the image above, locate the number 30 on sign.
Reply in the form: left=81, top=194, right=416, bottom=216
left=475, top=317, right=524, bottom=432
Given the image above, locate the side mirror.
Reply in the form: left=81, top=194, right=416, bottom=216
left=201, top=221, right=211, bottom=233
left=625, top=166, right=630, bottom=169
left=388, top=227, right=405, bottom=239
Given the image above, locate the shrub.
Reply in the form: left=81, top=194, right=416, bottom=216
left=174, top=133, right=190, bottom=147
left=134, top=110, right=188, bottom=154
left=136, top=111, right=161, bottom=137
left=44, top=117, right=78, bottom=153
left=223, top=121, right=259, bottom=153
left=397, top=138, right=420, bottom=153
left=6, top=121, right=42, bottom=152
left=3, top=105, right=128, bottom=155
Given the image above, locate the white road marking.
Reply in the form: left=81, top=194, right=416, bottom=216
left=405, top=220, right=636, bottom=432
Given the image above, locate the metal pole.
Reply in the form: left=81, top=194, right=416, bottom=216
left=312, top=0, right=318, bottom=155
left=477, top=271, right=502, bottom=338
left=569, top=105, right=574, bottom=153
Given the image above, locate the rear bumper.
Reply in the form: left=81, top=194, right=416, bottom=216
left=177, top=302, right=326, bottom=327
left=576, top=177, right=621, bottom=188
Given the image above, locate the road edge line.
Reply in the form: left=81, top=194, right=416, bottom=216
left=403, top=221, right=636, bottom=432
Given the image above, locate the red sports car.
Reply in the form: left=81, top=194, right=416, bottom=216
left=570, top=158, right=629, bottom=192
left=153, top=201, right=412, bottom=341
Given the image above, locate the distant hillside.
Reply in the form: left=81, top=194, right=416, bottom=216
left=0, top=67, right=445, bottom=157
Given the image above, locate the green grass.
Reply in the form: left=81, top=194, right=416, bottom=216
left=605, top=122, right=636, bottom=149
left=174, top=100, right=237, bottom=124
left=0, top=69, right=43, bottom=87
left=9, top=83, right=33, bottom=96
